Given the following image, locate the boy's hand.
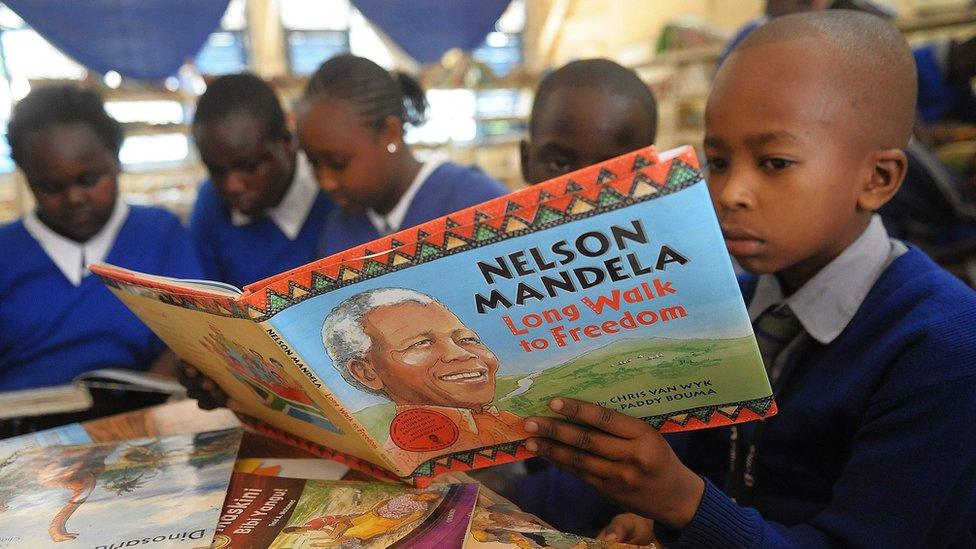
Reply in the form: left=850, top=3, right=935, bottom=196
left=598, top=513, right=655, bottom=545
left=524, top=398, right=704, bottom=530
left=176, top=361, right=228, bottom=410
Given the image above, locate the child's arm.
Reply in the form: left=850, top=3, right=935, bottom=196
left=528, top=379, right=976, bottom=548
left=523, top=398, right=705, bottom=530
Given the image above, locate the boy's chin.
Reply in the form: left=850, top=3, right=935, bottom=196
left=733, top=255, right=780, bottom=276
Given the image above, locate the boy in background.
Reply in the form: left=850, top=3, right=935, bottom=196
left=521, top=58, right=657, bottom=185
left=190, top=73, right=333, bottom=288
left=525, top=11, right=976, bottom=547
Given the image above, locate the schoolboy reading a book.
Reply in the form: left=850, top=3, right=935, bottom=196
left=0, top=86, right=203, bottom=389
left=521, top=58, right=657, bottom=185
left=190, top=73, right=334, bottom=288
left=523, top=11, right=976, bottom=547
left=296, top=55, right=510, bottom=256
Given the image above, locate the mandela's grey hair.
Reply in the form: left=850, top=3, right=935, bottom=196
left=322, top=287, right=439, bottom=394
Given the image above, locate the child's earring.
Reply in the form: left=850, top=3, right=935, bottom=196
left=387, top=143, right=397, bottom=153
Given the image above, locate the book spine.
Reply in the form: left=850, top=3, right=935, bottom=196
left=260, top=323, right=403, bottom=475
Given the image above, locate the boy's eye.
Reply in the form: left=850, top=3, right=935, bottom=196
left=234, top=159, right=263, bottom=174
left=759, top=158, right=794, bottom=171
left=705, top=157, right=729, bottom=172
left=544, top=158, right=573, bottom=174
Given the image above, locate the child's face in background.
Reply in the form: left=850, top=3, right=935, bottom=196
left=521, top=87, right=655, bottom=184
left=704, top=39, right=876, bottom=291
left=297, top=97, right=396, bottom=215
left=22, top=123, right=119, bottom=243
left=194, top=115, right=294, bottom=218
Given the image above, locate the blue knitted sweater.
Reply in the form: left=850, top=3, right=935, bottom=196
left=520, top=247, right=976, bottom=547
left=661, top=246, right=976, bottom=547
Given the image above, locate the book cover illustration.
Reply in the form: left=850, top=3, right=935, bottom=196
left=256, top=146, right=773, bottom=475
left=93, top=145, right=774, bottom=484
left=202, top=326, right=340, bottom=434
left=211, top=474, right=478, bottom=548
left=0, top=428, right=242, bottom=548
left=467, top=492, right=645, bottom=549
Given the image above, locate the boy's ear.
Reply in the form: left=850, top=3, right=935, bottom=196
left=857, top=148, right=907, bottom=212
left=348, top=359, right=384, bottom=391
left=519, top=139, right=531, bottom=183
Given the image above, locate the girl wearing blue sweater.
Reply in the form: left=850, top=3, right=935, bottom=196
left=0, top=86, right=203, bottom=389
left=296, top=54, right=510, bottom=257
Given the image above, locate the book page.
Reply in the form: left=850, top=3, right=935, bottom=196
left=94, top=273, right=391, bottom=471
left=242, top=146, right=774, bottom=481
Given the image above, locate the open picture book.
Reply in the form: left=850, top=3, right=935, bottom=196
left=91, top=145, right=775, bottom=486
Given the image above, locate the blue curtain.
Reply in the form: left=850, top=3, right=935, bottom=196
left=4, top=0, right=230, bottom=80
left=351, top=0, right=511, bottom=63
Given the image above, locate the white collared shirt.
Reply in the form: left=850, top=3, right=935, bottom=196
left=366, top=153, right=448, bottom=235
left=230, top=152, right=319, bottom=240
left=23, top=198, right=130, bottom=287
left=748, top=215, right=908, bottom=345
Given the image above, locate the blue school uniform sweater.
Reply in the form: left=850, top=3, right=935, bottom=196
left=915, top=44, right=976, bottom=124
left=0, top=206, right=204, bottom=390
left=190, top=181, right=333, bottom=287
left=317, top=162, right=509, bottom=256
left=519, top=247, right=976, bottom=547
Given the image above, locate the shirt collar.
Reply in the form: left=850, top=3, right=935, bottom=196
left=23, top=198, right=130, bottom=287
left=366, top=153, right=448, bottom=235
left=748, top=215, right=906, bottom=344
left=230, top=152, right=318, bottom=240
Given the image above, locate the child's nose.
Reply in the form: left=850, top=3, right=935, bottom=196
left=717, top=170, right=756, bottom=210
left=224, top=171, right=248, bottom=195
left=64, top=184, right=88, bottom=206
left=315, top=169, right=339, bottom=192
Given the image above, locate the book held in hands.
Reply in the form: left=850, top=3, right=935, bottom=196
left=92, top=145, right=774, bottom=485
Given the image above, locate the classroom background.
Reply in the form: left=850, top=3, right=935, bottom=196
left=0, top=0, right=974, bottom=279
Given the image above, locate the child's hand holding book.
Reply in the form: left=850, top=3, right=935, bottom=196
left=177, top=361, right=228, bottom=410
left=524, top=397, right=705, bottom=531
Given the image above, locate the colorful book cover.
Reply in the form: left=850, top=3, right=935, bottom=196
left=211, top=475, right=478, bottom=548
left=0, top=428, right=242, bottom=548
left=467, top=496, right=647, bottom=549
left=92, top=145, right=775, bottom=485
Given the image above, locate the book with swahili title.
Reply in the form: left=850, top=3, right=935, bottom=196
left=0, top=427, right=242, bottom=549
left=210, top=475, right=478, bottom=549
left=90, top=145, right=774, bottom=486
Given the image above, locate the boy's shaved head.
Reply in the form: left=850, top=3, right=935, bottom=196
left=705, top=10, right=915, bottom=290
left=522, top=59, right=657, bottom=184
left=733, top=10, right=916, bottom=148
left=529, top=59, right=657, bottom=137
